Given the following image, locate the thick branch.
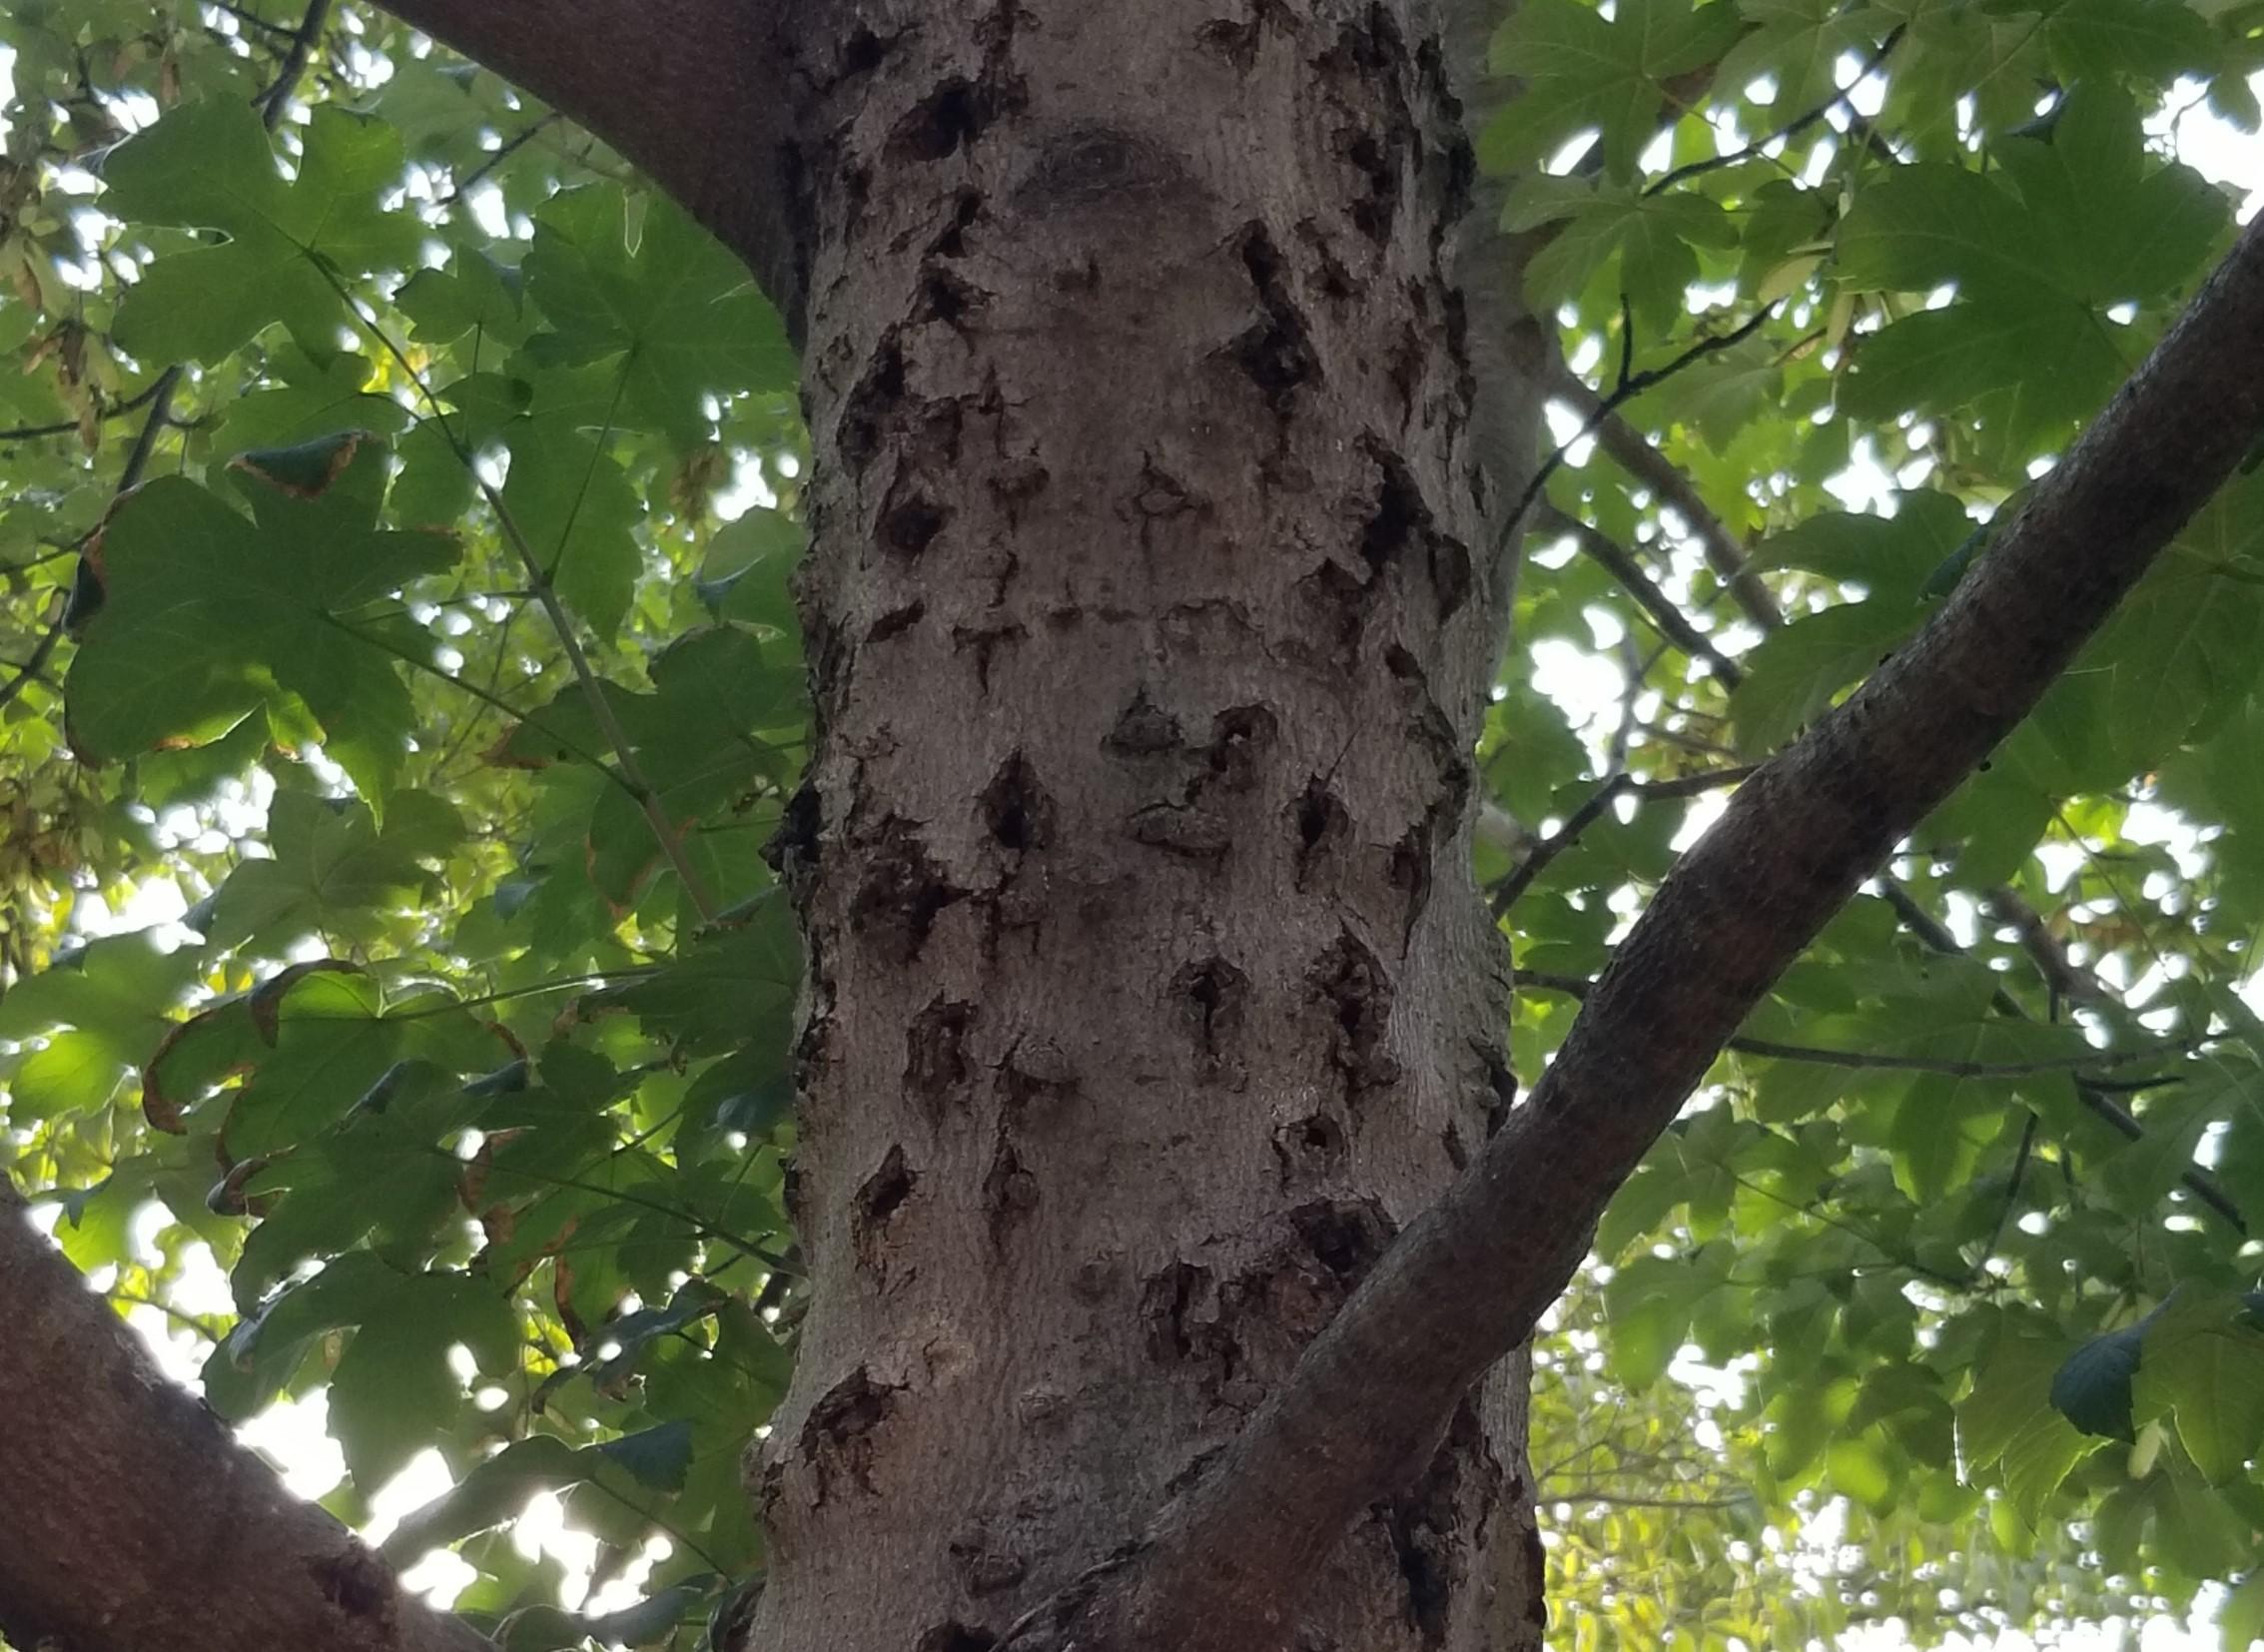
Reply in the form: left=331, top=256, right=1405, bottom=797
left=1054, top=212, right=2264, bottom=1652
left=0, top=1180, right=493, bottom=1652
left=372, top=0, right=806, bottom=328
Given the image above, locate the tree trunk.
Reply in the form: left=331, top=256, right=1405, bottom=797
left=749, top=2, right=1543, bottom=1645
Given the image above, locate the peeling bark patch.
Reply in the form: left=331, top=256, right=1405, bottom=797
left=880, top=488, right=949, bottom=558
left=980, top=751, right=1055, bottom=852
left=888, top=78, right=987, bottom=163
left=1230, top=223, right=1320, bottom=413
left=917, top=264, right=987, bottom=329
left=1310, top=931, right=1401, bottom=1098
left=983, top=1135, right=1040, bottom=1239
left=836, top=25, right=892, bottom=79
left=851, top=817, right=963, bottom=964
left=1203, top=703, right=1279, bottom=791
left=869, top=598, right=926, bottom=643
left=917, top=1625, right=999, bottom=1652
left=763, top=779, right=823, bottom=900
left=1360, top=447, right=1428, bottom=575
left=1430, top=532, right=1473, bottom=619
left=1132, top=455, right=1197, bottom=522
left=1318, top=7, right=1416, bottom=245
left=1482, top=1043, right=1518, bottom=1137
left=1271, top=1111, right=1347, bottom=1182
left=988, top=456, right=1050, bottom=526
left=952, top=622, right=1026, bottom=693
left=929, top=188, right=985, bottom=258
left=801, top=1367, right=900, bottom=1500
left=1386, top=1401, right=1501, bottom=1647
left=854, top=1145, right=916, bottom=1261
left=1140, top=1259, right=1216, bottom=1362
left=1015, top=123, right=1190, bottom=215
left=308, top=1550, right=391, bottom=1619
left=950, top=1524, right=1030, bottom=1596
left=999, top=1036, right=1079, bottom=1113
left=1105, top=687, right=1184, bottom=756
left=1171, top=954, right=1250, bottom=1090
left=1389, top=823, right=1432, bottom=945
left=1340, top=129, right=1402, bottom=243
left=1289, top=1196, right=1394, bottom=1286
left=1292, top=778, right=1349, bottom=888
left=1130, top=800, right=1231, bottom=859
left=907, top=997, right=976, bottom=1100
left=1195, top=17, right=1262, bottom=70
left=839, top=336, right=906, bottom=473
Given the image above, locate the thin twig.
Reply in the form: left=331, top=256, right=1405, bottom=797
left=1490, top=765, right=1760, bottom=916
left=1876, top=879, right=2246, bottom=1232
left=1984, top=884, right=2109, bottom=1006
left=1534, top=501, right=1745, bottom=685
left=1496, top=303, right=1781, bottom=583
left=1644, top=26, right=1907, bottom=197
left=1515, top=970, right=2204, bottom=1078
left=257, top=0, right=333, bottom=126
left=439, top=111, right=562, bottom=206
left=1552, top=364, right=1783, bottom=632
left=0, top=376, right=175, bottom=444
left=208, top=0, right=299, bottom=40
left=1975, top=1112, right=2038, bottom=1278
left=0, top=366, right=181, bottom=716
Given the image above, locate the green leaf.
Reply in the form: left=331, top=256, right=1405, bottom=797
left=2136, top=1293, right=2264, bottom=1484
left=499, top=427, right=643, bottom=644
left=521, top=188, right=795, bottom=446
left=1517, top=184, right=1742, bottom=333
left=1959, top=1329, right=2098, bottom=1521
left=1486, top=0, right=1744, bottom=179
left=107, top=102, right=421, bottom=362
left=66, top=440, right=459, bottom=800
left=2050, top=1322, right=2144, bottom=1441
left=595, top=1419, right=695, bottom=1491
left=202, top=793, right=441, bottom=953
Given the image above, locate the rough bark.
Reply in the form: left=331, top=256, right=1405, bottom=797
left=0, top=1179, right=492, bottom=1652
left=743, top=2, right=1544, bottom=1647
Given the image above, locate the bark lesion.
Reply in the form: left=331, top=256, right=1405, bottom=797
left=851, top=816, right=967, bottom=964
left=1172, top=954, right=1251, bottom=1085
left=1309, top=929, right=1402, bottom=1103
left=800, top=1366, right=904, bottom=1502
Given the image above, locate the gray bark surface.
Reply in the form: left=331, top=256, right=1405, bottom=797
left=745, top=2, right=1543, bottom=1646
left=0, top=1179, right=492, bottom=1652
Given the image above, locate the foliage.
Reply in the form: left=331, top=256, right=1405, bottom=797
left=0, top=1, right=2259, bottom=1647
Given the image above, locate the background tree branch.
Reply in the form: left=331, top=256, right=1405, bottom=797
left=0, top=1179, right=494, bottom=1652
left=1043, top=209, right=2264, bottom=1652
left=372, top=0, right=807, bottom=327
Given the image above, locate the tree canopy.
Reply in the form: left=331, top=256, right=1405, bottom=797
left=2, top=1, right=2263, bottom=1648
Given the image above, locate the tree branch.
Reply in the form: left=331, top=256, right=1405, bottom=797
left=258, top=0, right=334, bottom=124
left=1875, top=879, right=2244, bottom=1231
left=1534, top=500, right=1746, bottom=685
left=1043, top=211, right=2264, bottom=1652
left=1984, top=883, right=2111, bottom=1006
left=372, top=0, right=807, bottom=329
left=1488, top=764, right=1759, bottom=916
left=1551, top=362, right=1784, bottom=632
left=0, top=1180, right=493, bottom=1652
left=1515, top=968, right=2202, bottom=1077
